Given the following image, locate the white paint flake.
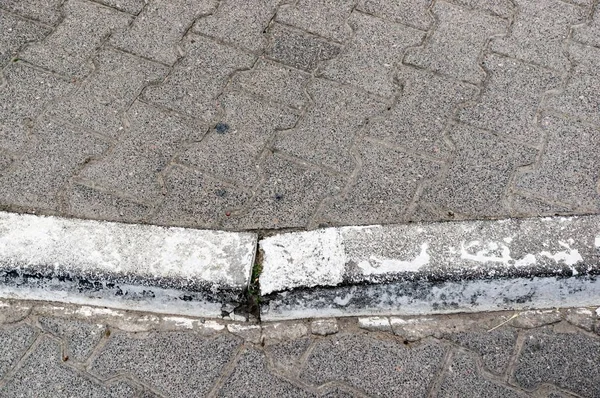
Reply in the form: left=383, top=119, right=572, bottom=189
left=358, top=243, right=430, bottom=274
left=540, top=241, right=583, bottom=266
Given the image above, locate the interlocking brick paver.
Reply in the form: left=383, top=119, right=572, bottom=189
left=366, top=66, right=477, bottom=158
left=438, top=351, right=526, bottom=398
left=514, top=113, right=600, bottom=212
left=443, top=328, right=518, bottom=375
left=404, top=0, right=506, bottom=84
left=93, top=0, right=146, bottom=14
left=0, top=11, right=50, bottom=67
left=301, top=334, right=447, bottom=398
left=0, top=336, right=136, bottom=397
left=573, top=3, right=600, bottom=47
left=320, top=142, right=441, bottom=226
left=49, top=48, right=168, bottom=139
left=109, top=0, right=217, bottom=65
left=422, top=123, right=538, bottom=218
left=231, top=58, right=311, bottom=109
left=77, top=100, right=203, bottom=204
left=513, top=326, right=600, bottom=396
left=275, top=0, right=355, bottom=42
left=265, top=337, right=313, bottom=369
left=266, top=23, right=341, bottom=72
left=217, top=349, right=315, bottom=397
left=142, top=35, right=255, bottom=119
left=194, top=0, right=281, bottom=53
left=490, top=0, right=586, bottom=71
left=0, top=0, right=63, bottom=25
left=0, top=63, right=73, bottom=153
left=458, top=53, right=560, bottom=146
left=66, top=183, right=153, bottom=223
left=274, top=78, right=387, bottom=173
left=319, top=12, right=425, bottom=98
left=178, top=92, right=299, bottom=187
left=356, top=0, right=432, bottom=30
left=0, top=324, right=37, bottom=379
left=544, top=42, right=600, bottom=126
left=19, top=0, right=131, bottom=77
left=450, top=0, right=514, bottom=18
left=151, top=164, right=250, bottom=228
left=222, top=154, right=345, bottom=230
left=0, top=117, right=108, bottom=211
left=90, top=332, right=241, bottom=398
left=38, top=317, right=104, bottom=363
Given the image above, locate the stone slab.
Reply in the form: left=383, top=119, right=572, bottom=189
left=0, top=212, right=257, bottom=318
left=260, top=215, right=600, bottom=320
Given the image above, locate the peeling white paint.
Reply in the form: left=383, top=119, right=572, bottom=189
left=540, top=241, right=583, bottom=266
left=595, top=235, right=600, bottom=248
left=162, top=316, right=196, bottom=329
left=460, top=240, right=512, bottom=266
left=358, top=243, right=430, bottom=274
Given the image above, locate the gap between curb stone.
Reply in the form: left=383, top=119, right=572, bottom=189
left=1, top=212, right=600, bottom=322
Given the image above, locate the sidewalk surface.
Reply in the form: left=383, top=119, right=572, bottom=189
left=2, top=1, right=600, bottom=397
left=1, top=0, right=599, bottom=231
left=0, top=300, right=598, bottom=398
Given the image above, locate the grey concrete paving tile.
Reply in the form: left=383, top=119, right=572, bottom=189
left=0, top=324, right=37, bottom=379
left=266, top=23, right=341, bottom=72
left=320, top=142, right=441, bottom=226
left=0, top=11, right=50, bottom=67
left=66, top=183, right=153, bottom=223
left=514, top=113, right=600, bottom=212
left=19, top=0, right=131, bottom=77
left=275, top=0, right=355, bottom=42
left=194, top=0, right=281, bottom=53
left=365, top=66, right=477, bottom=158
left=512, top=327, right=600, bottom=396
left=450, top=0, right=514, bottom=17
left=443, top=328, right=518, bottom=375
left=38, top=317, right=105, bottom=363
left=231, top=58, right=311, bottom=109
left=0, top=335, right=136, bottom=397
left=151, top=164, right=251, bottom=228
left=458, top=53, right=561, bottom=147
left=266, top=337, right=313, bottom=368
left=142, top=35, right=255, bottom=119
left=274, top=78, right=387, bottom=173
left=422, top=123, right=538, bottom=218
left=93, top=0, right=146, bottom=14
left=0, top=151, right=14, bottom=172
left=0, top=0, right=63, bottom=25
left=222, top=154, right=345, bottom=230
left=78, top=100, right=204, bottom=204
left=177, top=92, right=298, bottom=187
left=218, top=348, right=316, bottom=397
left=438, top=351, right=527, bottom=398
left=89, top=331, right=241, bottom=398
left=573, top=3, right=600, bottom=47
left=109, top=0, right=217, bottom=65
left=404, top=0, right=507, bottom=84
left=300, top=334, right=447, bottom=397
left=544, top=42, right=600, bottom=126
left=356, top=0, right=432, bottom=30
left=48, top=47, right=168, bottom=139
left=511, top=194, right=572, bottom=216
left=490, top=0, right=585, bottom=71
left=0, top=62, right=73, bottom=153
left=0, top=117, right=108, bottom=211
left=319, top=12, right=425, bottom=98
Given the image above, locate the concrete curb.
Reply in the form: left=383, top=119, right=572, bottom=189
left=259, top=216, right=600, bottom=321
left=0, top=212, right=257, bottom=319
left=1, top=212, right=599, bottom=321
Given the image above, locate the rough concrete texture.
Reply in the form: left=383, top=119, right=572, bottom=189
left=0, top=0, right=598, bottom=230
left=0, top=212, right=256, bottom=318
left=0, top=300, right=597, bottom=397
left=259, top=215, right=600, bottom=319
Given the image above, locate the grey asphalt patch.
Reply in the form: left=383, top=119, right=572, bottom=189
left=259, top=215, right=600, bottom=320
left=0, top=211, right=257, bottom=319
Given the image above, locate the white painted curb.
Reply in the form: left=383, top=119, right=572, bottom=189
left=259, top=216, right=600, bottom=320
left=0, top=212, right=257, bottom=318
